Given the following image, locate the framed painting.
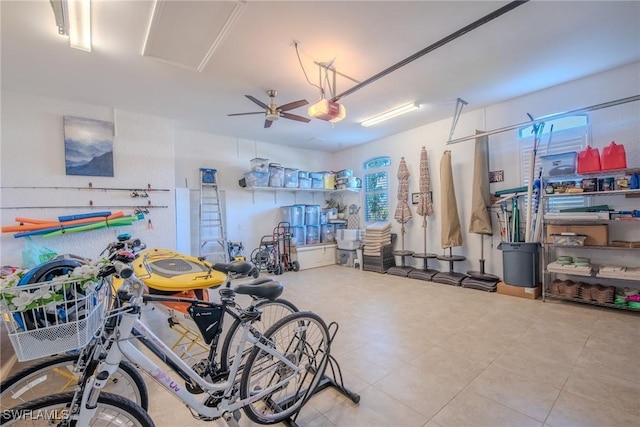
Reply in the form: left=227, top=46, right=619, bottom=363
left=64, top=116, right=114, bottom=176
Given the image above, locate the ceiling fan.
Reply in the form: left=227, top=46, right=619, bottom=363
left=227, top=90, right=311, bottom=128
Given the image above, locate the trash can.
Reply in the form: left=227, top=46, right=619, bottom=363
left=497, top=242, right=540, bottom=287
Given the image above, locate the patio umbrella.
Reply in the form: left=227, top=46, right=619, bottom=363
left=468, top=132, right=492, bottom=235
left=416, top=146, right=434, bottom=252
left=462, top=132, right=500, bottom=289
left=439, top=150, right=462, bottom=249
left=408, top=146, right=439, bottom=281
left=393, top=157, right=412, bottom=251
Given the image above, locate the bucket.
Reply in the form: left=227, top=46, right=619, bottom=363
left=601, top=141, right=627, bottom=171
left=577, top=146, right=601, bottom=174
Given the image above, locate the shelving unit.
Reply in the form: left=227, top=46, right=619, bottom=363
left=244, top=186, right=360, bottom=204
left=541, top=184, right=640, bottom=312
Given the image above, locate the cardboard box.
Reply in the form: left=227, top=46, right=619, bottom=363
left=497, top=281, right=541, bottom=300
left=545, top=224, right=608, bottom=246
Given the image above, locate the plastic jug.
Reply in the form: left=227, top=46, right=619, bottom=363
left=601, top=141, right=627, bottom=171
left=577, top=146, right=601, bottom=174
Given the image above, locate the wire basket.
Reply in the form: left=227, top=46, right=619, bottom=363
left=0, top=277, right=108, bottom=361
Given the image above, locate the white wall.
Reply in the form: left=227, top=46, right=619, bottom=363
left=0, top=92, right=176, bottom=266
left=331, top=62, right=640, bottom=278
left=172, top=130, right=334, bottom=256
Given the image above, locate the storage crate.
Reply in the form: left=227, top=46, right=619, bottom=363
left=299, top=177, right=311, bottom=188
left=244, top=171, right=269, bottom=187
left=200, top=168, right=217, bottom=184
left=305, top=225, right=320, bottom=245
left=311, top=178, right=323, bottom=189
left=337, top=249, right=358, bottom=267
left=250, top=158, right=269, bottom=172
left=337, top=239, right=362, bottom=250
left=284, top=168, right=299, bottom=188
left=269, top=165, right=284, bottom=187
left=304, top=205, right=320, bottom=225
left=540, top=152, right=578, bottom=177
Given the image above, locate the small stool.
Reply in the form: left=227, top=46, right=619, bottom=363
left=353, top=258, right=361, bottom=269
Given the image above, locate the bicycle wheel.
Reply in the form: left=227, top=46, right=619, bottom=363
left=220, top=298, right=299, bottom=373
left=0, top=391, right=154, bottom=426
left=240, top=311, right=331, bottom=424
left=1, top=355, right=149, bottom=410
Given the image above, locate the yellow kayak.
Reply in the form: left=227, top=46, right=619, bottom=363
left=133, top=248, right=226, bottom=292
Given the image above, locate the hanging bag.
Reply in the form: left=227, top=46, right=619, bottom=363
left=601, top=141, right=627, bottom=170
left=577, top=145, right=601, bottom=174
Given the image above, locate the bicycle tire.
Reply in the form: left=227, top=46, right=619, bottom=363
left=0, top=391, right=154, bottom=426
left=240, top=311, right=331, bottom=424
left=220, top=298, right=299, bottom=373
left=0, top=355, right=149, bottom=411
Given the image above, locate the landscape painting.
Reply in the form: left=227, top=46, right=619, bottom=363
left=64, top=116, right=114, bottom=176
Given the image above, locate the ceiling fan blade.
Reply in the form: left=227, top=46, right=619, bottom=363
left=264, top=119, right=273, bottom=128
left=228, top=111, right=264, bottom=116
left=281, top=112, right=311, bottom=123
left=245, top=95, right=269, bottom=110
left=278, top=99, right=309, bottom=112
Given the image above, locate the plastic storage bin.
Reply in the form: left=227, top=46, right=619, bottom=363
left=337, top=249, right=357, bottom=267
left=244, top=171, right=269, bottom=187
left=304, top=205, right=320, bottom=225
left=305, top=225, right=320, bottom=245
left=250, top=158, right=269, bottom=172
left=320, top=224, right=335, bottom=243
left=280, top=205, right=305, bottom=227
left=269, top=164, right=284, bottom=187
left=290, top=226, right=305, bottom=246
left=284, top=168, right=299, bottom=188
left=311, top=178, right=323, bottom=189
left=298, top=171, right=310, bottom=179
left=323, top=172, right=336, bottom=190
left=298, top=178, right=311, bottom=188
left=498, top=242, right=540, bottom=287
left=540, top=152, right=578, bottom=177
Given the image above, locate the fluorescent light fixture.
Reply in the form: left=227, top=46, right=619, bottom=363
left=361, top=102, right=420, bottom=127
left=50, top=0, right=92, bottom=52
left=308, top=99, right=346, bottom=124
left=68, top=0, right=91, bottom=51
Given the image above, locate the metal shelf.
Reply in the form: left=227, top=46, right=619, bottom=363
left=243, top=187, right=360, bottom=204
left=544, top=167, right=640, bottom=181
left=544, top=293, right=640, bottom=312
left=544, top=219, right=640, bottom=225
left=543, top=244, right=640, bottom=251
left=545, top=269, right=640, bottom=283
left=543, top=189, right=640, bottom=198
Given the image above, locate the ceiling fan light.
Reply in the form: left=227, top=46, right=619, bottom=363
left=308, top=99, right=345, bottom=122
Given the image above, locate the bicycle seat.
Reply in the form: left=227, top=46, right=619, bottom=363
left=235, top=279, right=283, bottom=300
left=133, top=248, right=226, bottom=292
left=212, top=261, right=254, bottom=276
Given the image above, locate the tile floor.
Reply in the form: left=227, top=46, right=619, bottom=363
left=2, top=265, right=640, bottom=426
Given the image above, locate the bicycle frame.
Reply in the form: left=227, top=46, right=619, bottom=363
left=77, top=290, right=302, bottom=425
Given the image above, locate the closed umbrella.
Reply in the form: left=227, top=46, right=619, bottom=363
left=393, top=157, right=412, bottom=251
left=408, top=147, right=438, bottom=280
left=432, top=150, right=466, bottom=286
left=439, top=150, right=462, bottom=248
left=462, top=132, right=500, bottom=290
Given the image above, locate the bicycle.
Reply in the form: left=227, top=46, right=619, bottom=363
left=1, top=261, right=331, bottom=426
left=1, top=238, right=298, bottom=410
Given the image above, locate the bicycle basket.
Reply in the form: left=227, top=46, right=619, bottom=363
left=0, top=277, right=108, bottom=361
left=187, top=303, right=224, bottom=345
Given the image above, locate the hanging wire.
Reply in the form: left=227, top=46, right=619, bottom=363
left=294, top=42, right=324, bottom=97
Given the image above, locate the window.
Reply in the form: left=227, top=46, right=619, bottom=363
left=519, top=115, right=589, bottom=212
left=363, top=156, right=390, bottom=222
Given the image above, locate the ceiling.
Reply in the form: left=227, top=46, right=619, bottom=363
left=2, top=1, right=639, bottom=153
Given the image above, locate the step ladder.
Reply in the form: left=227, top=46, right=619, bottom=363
left=199, top=168, right=227, bottom=263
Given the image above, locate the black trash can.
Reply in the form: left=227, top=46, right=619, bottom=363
left=497, top=242, right=540, bottom=287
